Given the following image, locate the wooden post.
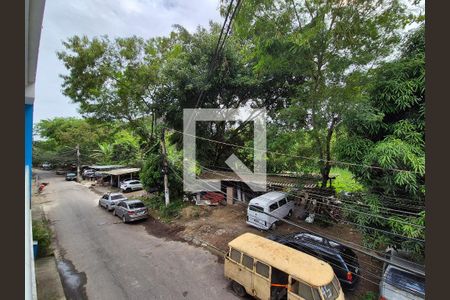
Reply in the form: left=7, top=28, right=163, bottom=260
left=76, top=144, right=80, bottom=182
left=227, top=186, right=234, bottom=205
left=161, top=128, right=170, bottom=206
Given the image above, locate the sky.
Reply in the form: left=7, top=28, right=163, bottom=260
left=34, top=0, right=223, bottom=125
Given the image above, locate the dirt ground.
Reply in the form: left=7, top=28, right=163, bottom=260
left=152, top=202, right=381, bottom=300
left=73, top=175, right=381, bottom=299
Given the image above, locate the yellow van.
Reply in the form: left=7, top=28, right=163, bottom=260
left=224, top=233, right=345, bottom=300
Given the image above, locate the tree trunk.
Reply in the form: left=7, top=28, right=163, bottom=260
left=320, top=116, right=338, bottom=188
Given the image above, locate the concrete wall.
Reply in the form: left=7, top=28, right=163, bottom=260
left=25, top=104, right=37, bottom=300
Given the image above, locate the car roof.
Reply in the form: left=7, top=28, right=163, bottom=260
left=110, top=193, right=125, bottom=197
left=229, top=233, right=334, bottom=287
left=389, top=250, right=425, bottom=275
left=123, top=199, right=143, bottom=204
left=249, top=191, right=287, bottom=206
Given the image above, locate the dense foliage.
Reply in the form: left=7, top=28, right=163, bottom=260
left=336, top=25, right=425, bottom=254
left=54, top=1, right=425, bottom=255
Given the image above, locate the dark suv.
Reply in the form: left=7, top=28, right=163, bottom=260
left=268, top=232, right=360, bottom=291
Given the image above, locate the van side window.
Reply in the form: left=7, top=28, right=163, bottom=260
left=278, top=198, right=287, bottom=206
left=269, top=202, right=279, bottom=212
left=242, top=254, right=254, bottom=270
left=230, top=248, right=241, bottom=263
left=255, top=261, right=269, bottom=278
left=291, top=279, right=314, bottom=300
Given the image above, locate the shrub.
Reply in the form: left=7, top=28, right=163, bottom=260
left=32, top=219, right=52, bottom=257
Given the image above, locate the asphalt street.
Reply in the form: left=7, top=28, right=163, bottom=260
left=36, top=170, right=237, bottom=300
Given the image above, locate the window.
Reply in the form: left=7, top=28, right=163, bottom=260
left=242, top=254, right=254, bottom=270
left=129, top=202, right=145, bottom=209
left=230, top=248, right=241, bottom=263
left=249, top=205, right=264, bottom=212
left=269, top=202, right=279, bottom=212
left=278, top=198, right=287, bottom=206
left=320, top=281, right=339, bottom=300
left=255, top=261, right=269, bottom=278
left=111, top=195, right=125, bottom=200
left=312, top=288, right=321, bottom=300
left=297, top=280, right=314, bottom=300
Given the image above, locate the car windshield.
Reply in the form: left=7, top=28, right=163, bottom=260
left=111, top=195, right=125, bottom=200
left=67, top=173, right=76, bottom=176
left=320, top=279, right=339, bottom=300
left=385, top=268, right=425, bottom=297
left=128, top=202, right=145, bottom=209
left=249, top=205, right=264, bottom=212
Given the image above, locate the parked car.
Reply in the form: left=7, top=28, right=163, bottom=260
left=246, top=191, right=294, bottom=230
left=82, top=169, right=95, bottom=179
left=120, top=180, right=143, bottom=193
left=98, top=193, right=128, bottom=211
left=41, top=162, right=52, bottom=170
left=65, top=172, right=77, bottom=181
left=268, top=232, right=360, bottom=291
left=55, top=169, right=65, bottom=175
left=113, top=200, right=148, bottom=223
left=379, top=247, right=425, bottom=300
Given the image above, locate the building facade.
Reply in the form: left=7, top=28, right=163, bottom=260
left=25, top=0, right=46, bottom=299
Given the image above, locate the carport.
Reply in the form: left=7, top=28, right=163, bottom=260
left=102, top=167, right=141, bottom=188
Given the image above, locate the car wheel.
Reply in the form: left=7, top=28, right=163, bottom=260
left=126, top=188, right=131, bottom=193
left=122, top=215, right=127, bottom=223
left=112, top=210, right=116, bottom=216
left=287, top=210, right=293, bottom=218
left=231, top=281, right=246, bottom=297
left=270, top=222, right=277, bottom=230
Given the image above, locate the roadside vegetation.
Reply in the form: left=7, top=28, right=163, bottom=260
left=34, top=0, right=425, bottom=258
left=32, top=219, right=52, bottom=258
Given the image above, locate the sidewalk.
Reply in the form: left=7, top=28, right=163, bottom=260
left=32, top=179, right=66, bottom=300
left=35, top=257, right=66, bottom=300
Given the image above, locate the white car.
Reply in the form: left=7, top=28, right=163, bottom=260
left=98, top=193, right=128, bottom=211
left=120, top=180, right=143, bottom=193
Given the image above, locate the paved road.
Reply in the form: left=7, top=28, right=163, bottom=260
left=36, top=170, right=237, bottom=300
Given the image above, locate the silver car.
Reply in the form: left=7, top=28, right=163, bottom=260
left=98, top=193, right=127, bottom=211
left=113, top=200, right=148, bottom=223
left=379, top=247, right=425, bottom=300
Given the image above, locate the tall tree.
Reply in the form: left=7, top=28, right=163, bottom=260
left=336, top=25, right=425, bottom=254
left=231, top=0, right=408, bottom=186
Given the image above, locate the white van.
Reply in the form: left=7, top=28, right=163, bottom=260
left=246, top=191, right=295, bottom=230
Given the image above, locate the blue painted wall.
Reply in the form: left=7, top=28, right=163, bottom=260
left=25, top=104, right=33, bottom=204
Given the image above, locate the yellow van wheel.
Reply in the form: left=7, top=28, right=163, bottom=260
left=232, top=281, right=246, bottom=297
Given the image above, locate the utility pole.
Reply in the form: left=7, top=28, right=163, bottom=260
left=160, top=128, right=170, bottom=206
left=76, top=144, right=81, bottom=182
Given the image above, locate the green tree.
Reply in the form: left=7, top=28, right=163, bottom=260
left=232, top=0, right=409, bottom=186
left=34, top=117, right=119, bottom=166
left=335, top=25, right=425, bottom=254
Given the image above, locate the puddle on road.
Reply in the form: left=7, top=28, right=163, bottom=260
left=57, top=259, right=88, bottom=300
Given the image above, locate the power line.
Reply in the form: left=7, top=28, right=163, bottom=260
left=166, top=127, right=423, bottom=174
left=199, top=164, right=424, bottom=226
left=165, top=159, right=425, bottom=274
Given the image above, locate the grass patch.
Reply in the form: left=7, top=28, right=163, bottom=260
left=361, top=291, right=378, bottom=300
left=138, top=193, right=186, bottom=222
left=32, top=219, right=52, bottom=258
left=327, top=167, right=364, bottom=193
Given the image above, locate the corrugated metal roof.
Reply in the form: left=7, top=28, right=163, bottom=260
left=102, top=168, right=141, bottom=176
left=198, top=170, right=319, bottom=188
left=88, top=165, right=126, bottom=170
